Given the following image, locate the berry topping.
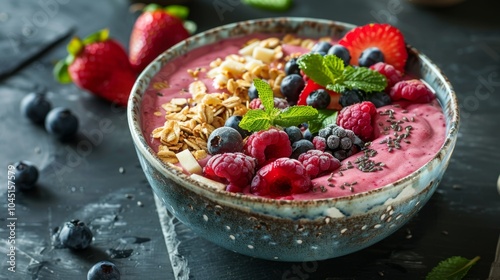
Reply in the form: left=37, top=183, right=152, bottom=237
left=284, top=126, right=303, bottom=144
left=366, top=91, right=392, bottom=108
left=358, top=47, right=384, bottom=68
left=224, top=115, right=251, bottom=138
left=12, top=161, right=39, bottom=191
left=244, top=128, right=292, bottom=166
left=339, top=88, right=365, bottom=107
left=298, top=149, right=341, bottom=178
left=87, top=261, right=121, bottom=280
left=311, top=41, right=332, bottom=54
left=291, top=139, right=315, bottom=159
left=390, top=79, right=435, bottom=103
left=250, top=158, right=311, bottom=198
left=312, top=136, right=327, bottom=151
left=369, top=62, right=403, bottom=91
left=327, top=44, right=351, bottom=66
left=203, top=152, right=257, bottom=192
left=284, top=57, right=301, bottom=75
left=45, top=107, right=79, bottom=141
left=58, top=219, right=93, bottom=250
left=249, top=97, right=289, bottom=110
left=280, top=74, right=305, bottom=105
left=297, top=79, right=342, bottom=111
left=20, top=89, right=52, bottom=124
left=247, top=82, right=259, bottom=100
left=339, top=23, right=408, bottom=72
left=317, top=124, right=358, bottom=161
left=207, top=127, right=243, bottom=155
left=336, top=101, right=377, bottom=142
left=306, top=89, right=331, bottom=109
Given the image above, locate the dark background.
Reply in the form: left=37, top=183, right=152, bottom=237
left=1, top=0, right=499, bottom=279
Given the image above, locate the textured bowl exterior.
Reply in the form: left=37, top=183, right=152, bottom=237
left=127, top=18, right=459, bottom=261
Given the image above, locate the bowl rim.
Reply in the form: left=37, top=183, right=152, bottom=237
left=127, top=17, right=460, bottom=208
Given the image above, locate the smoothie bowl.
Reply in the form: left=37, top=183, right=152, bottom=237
left=127, top=18, right=459, bottom=261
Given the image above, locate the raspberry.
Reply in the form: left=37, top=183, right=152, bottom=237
left=244, top=128, right=292, bottom=166
left=369, top=62, right=403, bottom=92
left=336, top=101, right=377, bottom=142
left=317, top=124, right=359, bottom=161
left=203, top=152, right=257, bottom=192
left=298, top=150, right=341, bottom=178
left=250, top=158, right=311, bottom=198
left=312, top=136, right=326, bottom=151
left=390, top=79, right=435, bottom=103
left=249, top=97, right=289, bottom=109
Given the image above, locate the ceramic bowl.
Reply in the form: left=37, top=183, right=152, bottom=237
left=127, top=17, right=459, bottom=261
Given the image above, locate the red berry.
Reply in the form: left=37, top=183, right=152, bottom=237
left=336, top=101, right=377, bottom=142
left=297, top=79, right=342, bottom=111
left=250, top=158, right=311, bottom=198
left=298, top=150, right=341, bottom=179
left=203, top=152, right=257, bottom=192
left=244, top=128, right=292, bottom=166
left=390, top=79, right=435, bottom=103
left=339, top=23, right=408, bottom=73
left=249, top=97, right=289, bottom=109
left=369, top=62, right=403, bottom=92
left=312, top=136, right=326, bottom=152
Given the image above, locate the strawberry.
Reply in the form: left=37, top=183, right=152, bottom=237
left=297, top=79, right=342, bottom=110
left=338, top=23, right=408, bottom=73
left=54, top=29, right=136, bottom=107
left=129, top=4, right=191, bottom=73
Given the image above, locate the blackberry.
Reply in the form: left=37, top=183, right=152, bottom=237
left=339, top=89, right=365, bottom=107
left=317, top=124, right=357, bottom=161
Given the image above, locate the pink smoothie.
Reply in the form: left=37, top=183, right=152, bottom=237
left=140, top=34, right=447, bottom=200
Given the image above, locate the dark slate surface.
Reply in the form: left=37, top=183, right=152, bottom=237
left=1, top=0, right=499, bottom=279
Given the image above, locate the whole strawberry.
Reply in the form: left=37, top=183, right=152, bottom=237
left=54, top=29, right=136, bottom=107
left=129, top=4, right=191, bottom=73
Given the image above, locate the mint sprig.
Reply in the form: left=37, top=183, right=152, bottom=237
left=308, top=109, right=338, bottom=134
left=426, top=256, right=480, bottom=280
left=297, top=53, right=387, bottom=93
left=239, top=79, right=318, bottom=132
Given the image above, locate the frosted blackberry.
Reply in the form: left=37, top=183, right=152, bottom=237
left=317, top=124, right=357, bottom=161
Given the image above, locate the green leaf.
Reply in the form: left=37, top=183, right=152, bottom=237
left=308, top=110, right=338, bottom=134
left=329, top=66, right=387, bottom=93
left=241, top=0, right=293, bottom=11
left=67, top=37, right=83, bottom=57
left=143, top=3, right=162, bottom=12
left=297, top=53, right=338, bottom=87
left=253, top=78, right=274, bottom=113
left=273, top=106, right=318, bottom=127
left=82, top=29, right=109, bottom=45
left=165, top=5, right=189, bottom=19
left=323, top=54, right=345, bottom=77
left=53, top=59, right=72, bottom=84
left=239, top=109, right=272, bottom=132
left=426, top=256, right=480, bottom=280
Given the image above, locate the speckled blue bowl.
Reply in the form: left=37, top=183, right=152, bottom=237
left=127, top=17, right=459, bottom=261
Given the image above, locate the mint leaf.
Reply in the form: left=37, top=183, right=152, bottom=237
left=274, top=106, right=318, bottom=127
left=242, top=0, right=292, bottom=11
left=426, top=256, right=480, bottom=280
left=297, top=53, right=339, bottom=87
left=323, top=54, right=345, bottom=77
left=239, top=109, right=271, bottom=131
left=308, top=109, right=337, bottom=134
left=328, top=66, right=387, bottom=93
left=253, top=78, right=274, bottom=112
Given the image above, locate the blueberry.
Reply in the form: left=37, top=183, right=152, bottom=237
left=207, top=127, right=243, bottom=155
left=45, top=107, right=79, bottom=141
left=284, top=126, right=303, bottom=144
left=248, top=82, right=258, bottom=100
left=224, top=115, right=251, bottom=138
left=311, top=41, right=332, bottom=54
left=290, top=139, right=314, bottom=159
left=87, top=261, right=120, bottom=280
left=358, top=47, right=384, bottom=68
left=303, top=129, right=314, bottom=141
left=327, top=45, right=351, bottom=66
left=306, top=89, right=331, bottom=109
left=59, top=219, right=93, bottom=250
left=367, top=91, right=392, bottom=108
left=12, top=161, right=39, bottom=191
left=280, top=74, right=305, bottom=105
left=339, top=89, right=365, bottom=107
left=20, top=90, right=52, bottom=124
left=284, top=57, right=301, bottom=76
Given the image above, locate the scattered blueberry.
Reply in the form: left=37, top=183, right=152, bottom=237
left=248, top=82, right=259, bottom=100
left=224, top=115, right=251, bottom=138
left=207, top=127, right=243, bottom=155
left=284, top=57, right=301, bottom=76
left=20, top=90, right=52, bottom=124
left=303, top=128, right=313, bottom=141
left=59, top=219, right=93, bottom=250
left=12, top=161, right=39, bottom=191
left=280, top=74, right=305, bottom=105
left=290, top=139, right=314, bottom=159
left=87, top=261, right=120, bottom=280
left=306, top=89, right=331, bottom=109
left=284, top=126, right=303, bottom=144
left=45, top=107, right=79, bottom=141
left=339, top=89, right=365, bottom=107
left=367, top=91, right=392, bottom=108
left=327, top=44, right=351, bottom=66
left=311, top=41, right=332, bottom=54
left=358, top=47, right=384, bottom=68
